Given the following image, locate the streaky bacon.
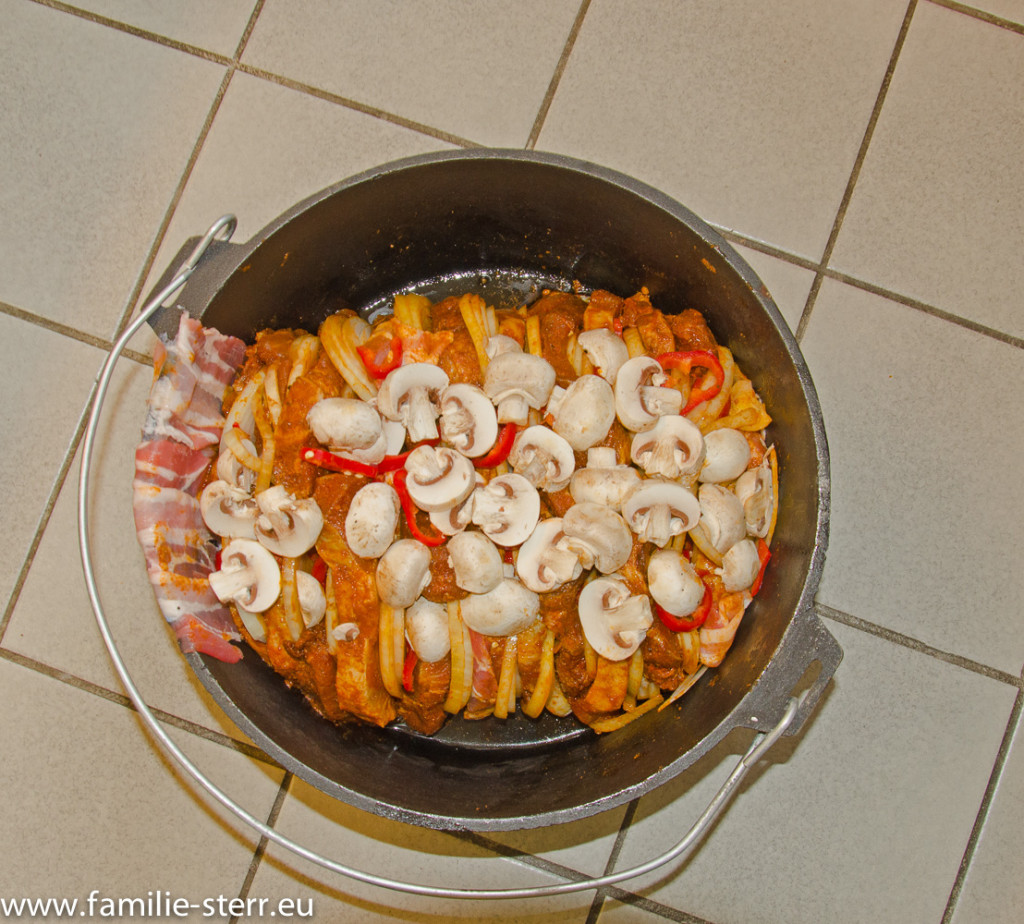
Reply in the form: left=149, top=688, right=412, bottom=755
left=133, top=312, right=246, bottom=662
left=463, top=629, right=498, bottom=719
left=698, top=592, right=748, bottom=668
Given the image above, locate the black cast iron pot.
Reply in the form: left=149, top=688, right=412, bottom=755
left=149, top=149, right=839, bottom=831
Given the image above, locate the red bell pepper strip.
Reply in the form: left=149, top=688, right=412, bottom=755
left=356, top=334, right=403, bottom=379
left=655, top=583, right=712, bottom=633
left=749, top=539, right=772, bottom=597
left=657, top=349, right=725, bottom=414
left=302, top=446, right=379, bottom=478
left=473, top=423, right=517, bottom=469
left=402, top=646, right=418, bottom=693
left=391, top=469, right=447, bottom=547
left=311, top=555, right=328, bottom=587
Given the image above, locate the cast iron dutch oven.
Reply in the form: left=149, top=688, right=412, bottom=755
left=149, top=149, right=839, bottom=831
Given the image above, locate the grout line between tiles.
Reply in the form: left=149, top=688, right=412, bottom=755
left=525, top=0, right=591, bottom=150
left=794, top=0, right=917, bottom=344
left=926, top=0, right=1024, bottom=34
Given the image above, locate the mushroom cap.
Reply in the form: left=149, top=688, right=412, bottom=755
left=483, top=352, right=557, bottom=424
left=253, top=485, right=324, bottom=558
left=446, top=530, right=504, bottom=594
left=296, top=570, right=327, bottom=627
left=516, top=517, right=584, bottom=593
left=344, top=481, right=400, bottom=558
left=699, top=428, right=752, bottom=483
left=470, top=473, right=541, bottom=546
left=621, top=479, right=701, bottom=548
left=568, top=451, right=641, bottom=511
left=734, top=458, right=773, bottom=538
left=647, top=549, right=705, bottom=616
left=199, top=480, right=258, bottom=539
left=577, top=328, right=630, bottom=383
left=459, top=578, right=540, bottom=637
left=439, top=383, right=499, bottom=458
left=548, top=374, right=616, bottom=451
left=376, top=538, right=432, bottom=608
left=508, top=425, right=576, bottom=492
left=578, top=574, right=653, bottom=661
left=614, top=355, right=683, bottom=432
left=560, top=502, right=633, bottom=573
left=403, top=445, right=477, bottom=512
left=306, top=397, right=382, bottom=451
left=216, top=444, right=256, bottom=492
left=208, top=538, right=280, bottom=613
left=429, top=491, right=476, bottom=536
left=484, top=334, right=522, bottom=358
left=695, top=483, right=747, bottom=555
left=630, top=414, right=706, bottom=480
left=719, top=538, right=761, bottom=592
left=376, top=362, right=449, bottom=443
left=405, top=596, right=451, bottom=662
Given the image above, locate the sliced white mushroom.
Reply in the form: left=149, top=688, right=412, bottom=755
left=568, top=447, right=641, bottom=511
left=381, top=419, right=407, bottom=456
left=647, top=549, right=705, bottom=617
left=577, top=328, right=630, bottom=383
left=216, top=443, right=257, bottom=493
left=734, top=457, right=774, bottom=538
left=546, top=374, right=616, bottom=451
left=614, top=355, right=684, bottom=432
left=507, top=425, right=576, bottom=492
left=405, top=596, right=451, bottom=662
left=403, top=444, right=476, bottom=512
left=718, top=538, right=761, bottom=593
left=459, top=578, right=540, bottom=637
left=446, top=530, right=504, bottom=594
left=559, top=502, right=633, bottom=574
left=306, top=397, right=382, bottom=451
left=470, top=473, right=541, bottom=547
left=578, top=574, right=653, bottom=661
left=208, top=538, right=280, bottom=613
left=699, top=428, right=752, bottom=484
left=375, top=538, right=432, bottom=609
left=376, top=362, right=449, bottom=444
left=630, top=415, right=705, bottom=480
left=439, top=383, right=499, bottom=458
left=429, top=492, right=475, bottom=537
left=485, top=334, right=522, bottom=359
left=328, top=428, right=390, bottom=466
left=483, top=351, right=557, bottom=425
left=694, top=483, right=747, bottom=556
left=199, top=480, right=259, bottom=539
left=621, top=480, right=701, bottom=548
left=296, top=570, right=327, bottom=628
left=344, top=481, right=400, bottom=558
left=253, top=485, right=324, bottom=558
left=515, top=517, right=585, bottom=593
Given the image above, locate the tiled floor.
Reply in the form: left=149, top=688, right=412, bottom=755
left=1, top=1, right=1022, bottom=921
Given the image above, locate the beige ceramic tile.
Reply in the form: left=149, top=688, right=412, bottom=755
left=606, top=621, right=1015, bottom=924
left=951, top=703, right=1024, bottom=923
left=0, top=0, right=226, bottom=339
left=63, top=0, right=257, bottom=56
left=537, top=0, right=907, bottom=261
left=799, top=279, right=1024, bottom=673
left=830, top=3, right=1024, bottom=338
left=730, top=244, right=816, bottom=333
left=4, top=355, right=251, bottom=740
left=0, top=317, right=105, bottom=619
left=242, top=0, right=581, bottom=147
left=247, top=777, right=596, bottom=922
left=0, top=657, right=283, bottom=909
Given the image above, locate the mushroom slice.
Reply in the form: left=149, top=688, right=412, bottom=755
left=560, top=502, right=633, bottom=574
left=694, top=483, right=747, bottom=556
left=577, top=328, right=630, bottom=383
left=630, top=415, right=705, bottom=480
left=405, top=597, right=451, bottom=662
left=507, top=425, right=576, bottom=492
left=376, top=538, right=432, bottom=609
left=306, top=397, right=383, bottom=451
left=403, top=445, right=476, bottom=512
left=614, top=355, right=684, bottom=432
left=546, top=374, right=617, bottom=451
left=376, top=363, right=450, bottom=444
left=621, top=480, right=701, bottom=549
left=459, top=578, right=541, bottom=637
left=199, top=480, right=258, bottom=540
left=734, top=457, right=774, bottom=538
left=647, top=549, right=705, bottom=617
left=216, top=444, right=257, bottom=493
left=253, top=485, right=324, bottom=558
left=485, top=334, right=522, bottom=359
left=344, top=481, right=400, bottom=558
left=439, top=383, right=499, bottom=458
left=296, top=570, right=327, bottom=628
left=516, top=517, right=584, bottom=593
left=578, top=574, right=653, bottom=661
left=429, top=491, right=475, bottom=537
left=447, top=530, right=504, bottom=594
left=699, top=428, right=752, bottom=484
left=718, top=538, right=761, bottom=593
left=483, top=351, right=557, bottom=425
left=470, top=473, right=540, bottom=547
left=568, top=447, right=641, bottom=511
left=208, top=538, right=280, bottom=613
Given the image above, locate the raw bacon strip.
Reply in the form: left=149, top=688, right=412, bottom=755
left=463, top=629, right=498, bottom=719
left=133, top=312, right=246, bottom=662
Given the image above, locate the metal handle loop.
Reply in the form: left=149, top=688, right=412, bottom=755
left=78, top=216, right=796, bottom=900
